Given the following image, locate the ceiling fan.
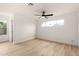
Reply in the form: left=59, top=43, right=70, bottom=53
left=36, top=11, right=53, bottom=19
left=28, top=3, right=34, bottom=6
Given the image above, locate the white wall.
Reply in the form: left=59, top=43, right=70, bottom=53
left=13, top=13, right=36, bottom=44
left=36, top=11, right=78, bottom=46
left=77, top=10, right=79, bottom=47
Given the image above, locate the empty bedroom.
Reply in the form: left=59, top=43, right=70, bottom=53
left=0, top=3, right=79, bottom=56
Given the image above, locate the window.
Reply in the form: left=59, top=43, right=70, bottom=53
left=41, top=22, right=46, bottom=27
left=46, top=21, right=56, bottom=27
left=0, top=20, right=7, bottom=35
left=41, top=19, right=64, bottom=27
left=57, top=20, right=64, bottom=26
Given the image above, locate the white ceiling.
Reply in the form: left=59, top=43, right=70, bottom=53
left=33, top=3, right=79, bottom=16
left=0, top=3, right=79, bottom=16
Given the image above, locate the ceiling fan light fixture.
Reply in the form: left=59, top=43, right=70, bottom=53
left=28, top=3, right=34, bottom=6
left=41, top=16, right=45, bottom=18
left=35, top=11, right=53, bottom=19
left=40, top=16, right=46, bottom=19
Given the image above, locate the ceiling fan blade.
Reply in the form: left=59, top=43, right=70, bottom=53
left=45, top=14, right=53, bottom=16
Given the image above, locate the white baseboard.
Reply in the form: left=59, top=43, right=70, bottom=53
left=37, top=37, right=78, bottom=47
left=13, top=36, right=35, bottom=44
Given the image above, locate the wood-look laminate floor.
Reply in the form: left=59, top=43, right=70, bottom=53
left=0, top=39, right=79, bottom=56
